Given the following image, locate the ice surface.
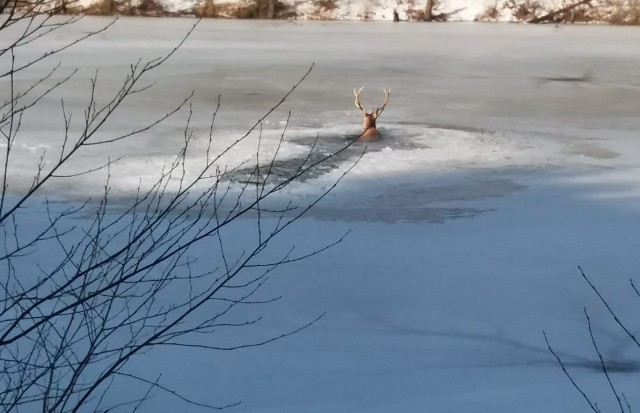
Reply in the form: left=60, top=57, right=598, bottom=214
left=4, top=18, right=640, bottom=412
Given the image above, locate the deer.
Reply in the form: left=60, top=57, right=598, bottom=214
left=354, top=87, right=390, bottom=142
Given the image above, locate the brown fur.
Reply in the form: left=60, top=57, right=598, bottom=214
left=354, top=87, right=390, bottom=142
left=359, top=111, right=380, bottom=141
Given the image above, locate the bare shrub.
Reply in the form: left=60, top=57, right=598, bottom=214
left=195, top=0, right=218, bottom=17
left=83, top=0, right=168, bottom=16
left=405, top=0, right=454, bottom=21
left=82, top=0, right=114, bottom=14
left=503, top=0, right=545, bottom=21
left=499, top=0, right=601, bottom=24
left=2, top=0, right=36, bottom=14
left=357, top=1, right=374, bottom=20
left=405, top=7, right=425, bottom=19
left=135, top=0, right=166, bottom=15
left=557, top=0, right=596, bottom=22
left=2, top=0, right=73, bottom=14
left=310, top=0, right=337, bottom=19
left=528, top=0, right=594, bottom=23
left=232, top=0, right=296, bottom=19
left=54, top=0, right=84, bottom=13
left=404, top=0, right=418, bottom=19
left=405, top=0, right=432, bottom=21
left=602, top=0, right=640, bottom=24
left=475, top=1, right=501, bottom=21
left=406, top=0, right=438, bottom=20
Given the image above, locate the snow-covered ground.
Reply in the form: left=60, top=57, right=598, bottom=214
left=5, top=18, right=640, bottom=411
left=70, top=0, right=633, bottom=22
left=154, top=0, right=632, bottom=22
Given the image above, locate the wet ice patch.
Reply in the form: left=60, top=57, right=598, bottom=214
left=308, top=178, right=525, bottom=223
left=564, top=142, right=619, bottom=160
left=221, top=123, right=559, bottom=223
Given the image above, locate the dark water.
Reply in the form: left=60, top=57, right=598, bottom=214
left=229, top=124, right=429, bottom=185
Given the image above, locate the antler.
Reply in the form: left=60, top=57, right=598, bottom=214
left=353, top=87, right=390, bottom=141
left=354, top=86, right=365, bottom=112
left=374, top=88, right=390, bottom=117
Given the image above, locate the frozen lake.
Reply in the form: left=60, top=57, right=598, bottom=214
left=4, top=17, right=640, bottom=412
left=9, top=18, right=640, bottom=220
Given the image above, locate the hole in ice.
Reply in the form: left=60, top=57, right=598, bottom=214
left=229, top=123, right=430, bottom=185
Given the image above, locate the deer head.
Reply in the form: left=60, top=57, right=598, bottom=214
left=354, top=87, right=390, bottom=142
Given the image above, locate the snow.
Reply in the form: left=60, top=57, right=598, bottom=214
left=4, top=17, right=640, bottom=411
